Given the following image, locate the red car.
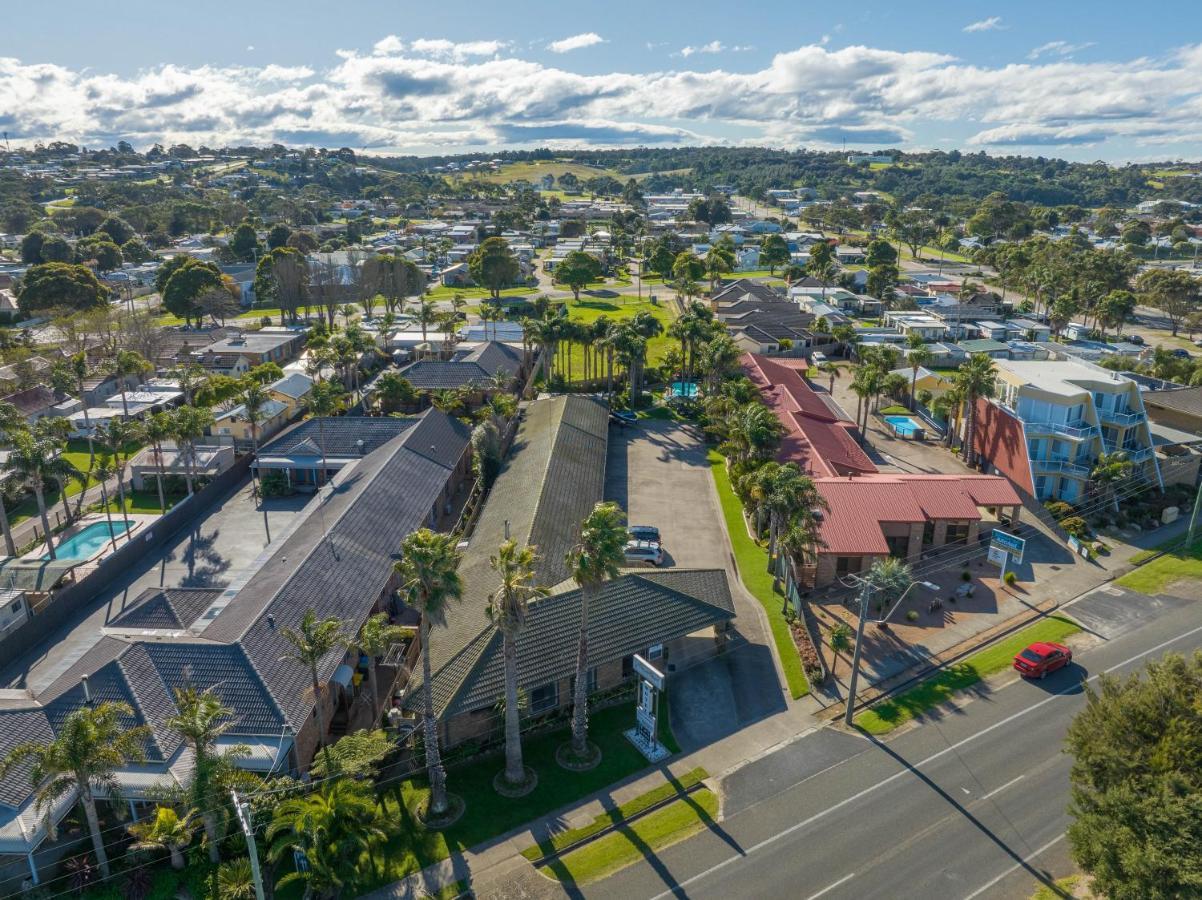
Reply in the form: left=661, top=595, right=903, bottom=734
left=1013, top=642, right=1073, bottom=679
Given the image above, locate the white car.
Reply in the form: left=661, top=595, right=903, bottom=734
left=624, top=540, right=665, bottom=567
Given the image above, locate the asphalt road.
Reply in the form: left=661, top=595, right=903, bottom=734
left=588, top=593, right=1202, bottom=900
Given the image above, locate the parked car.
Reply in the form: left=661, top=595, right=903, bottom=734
left=611, top=410, right=638, bottom=427
left=624, top=540, right=664, bottom=567
left=628, top=525, right=661, bottom=543
left=1013, top=642, right=1073, bottom=679
left=1126, top=334, right=1144, bottom=345
left=1170, top=348, right=1193, bottom=359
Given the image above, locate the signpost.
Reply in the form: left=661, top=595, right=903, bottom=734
left=625, top=654, right=670, bottom=762
left=989, top=529, right=1026, bottom=584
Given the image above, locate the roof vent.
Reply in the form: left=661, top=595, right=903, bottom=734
left=267, top=613, right=276, bottom=629
left=80, top=674, right=92, bottom=705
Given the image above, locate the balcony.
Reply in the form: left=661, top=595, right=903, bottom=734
left=1097, top=408, right=1143, bottom=427
left=1024, top=420, right=1098, bottom=440
left=1102, top=442, right=1155, bottom=463
left=1032, top=458, right=1091, bottom=479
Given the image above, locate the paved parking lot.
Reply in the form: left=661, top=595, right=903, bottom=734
left=605, top=418, right=787, bottom=750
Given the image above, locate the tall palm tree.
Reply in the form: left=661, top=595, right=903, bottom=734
left=307, top=381, right=345, bottom=485
left=239, top=380, right=269, bottom=500
left=907, top=345, right=933, bottom=411
left=166, top=686, right=248, bottom=863
left=279, top=610, right=347, bottom=764
left=394, top=528, right=463, bottom=817
left=565, top=502, right=627, bottom=759
left=0, top=401, right=26, bottom=555
left=722, top=402, right=783, bottom=465
left=107, top=349, right=152, bottom=419
left=142, top=412, right=174, bottom=514
left=172, top=364, right=210, bottom=407
left=53, top=351, right=97, bottom=469
left=954, top=354, right=998, bottom=466
left=0, top=701, right=150, bottom=879
left=4, top=430, right=79, bottom=559
left=266, top=778, right=385, bottom=898
left=170, top=406, right=215, bottom=496
left=349, top=613, right=409, bottom=725
left=95, top=419, right=138, bottom=539
left=92, top=448, right=121, bottom=553
left=487, top=540, right=548, bottom=788
left=128, top=806, right=198, bottom=870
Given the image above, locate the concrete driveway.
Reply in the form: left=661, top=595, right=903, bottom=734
left=604, top=417, right=787, bottom=751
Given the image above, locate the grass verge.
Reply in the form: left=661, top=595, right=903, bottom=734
left=1118, top=538, right=1202, bottom=590
left=540, top=788, right=719, bottom=885
left=855, top=615, right=1081, bottom=735
left=707, top=449, right=809, bottom=699
left=521, top=767, right=708, bottom=862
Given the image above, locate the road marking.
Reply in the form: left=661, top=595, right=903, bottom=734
left=960, top=787, right=971, bottom=795
left=979, top=775, right=1024, bottom=802
left=960, top=833, right=1067, bottom=900
left=649, top=619, right=1202, bottom=900
left=805, top=873, right=855, bottom=899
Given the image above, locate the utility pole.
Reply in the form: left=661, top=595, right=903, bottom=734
left=1188, top=483, right=1202, bottom=545
left=843, top=580, right=874, bottom=726
left=231, top=789, right=267, bottom=900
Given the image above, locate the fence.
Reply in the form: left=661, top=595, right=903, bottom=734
left=0, top=456, right=253, bottom=662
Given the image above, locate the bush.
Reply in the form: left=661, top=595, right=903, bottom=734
left=1060, top=516, right=1090, bottom=538
left=1044, top=500, right=1075, bottom=521
left=961, top=570, right=972, bottom=582
left=259, top=469, right=291, bottom=498
left=906, top=609, right=919, bottom=622
left=1004, top=571, right=1018, bottom=586
left=829, top=622, right=852, bottom=653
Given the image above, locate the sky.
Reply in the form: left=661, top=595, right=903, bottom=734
left=3, top=0, right=1202, bottom=162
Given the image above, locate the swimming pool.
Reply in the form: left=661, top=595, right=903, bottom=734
left=669, top=381, right=698, bottom=398
left=46, top=520, right=131, bottom=560
left=884, top=415, right=925, bottom=439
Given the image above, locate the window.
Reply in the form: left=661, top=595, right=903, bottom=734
left=945, top=523, right=971, bottom=544
left=528, top=682, right=559, bottom=715
left=647, top=644, right=664, bottom=661
left=9, top=601, right=20, bottom=614
left=570, top=668, right=599, bottom=694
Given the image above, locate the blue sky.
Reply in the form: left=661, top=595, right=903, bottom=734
left=3, top=0, right=1201, bottom=161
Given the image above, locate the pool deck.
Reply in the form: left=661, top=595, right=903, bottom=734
left=21, top=514, right=158, bottom=564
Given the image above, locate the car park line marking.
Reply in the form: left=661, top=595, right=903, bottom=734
left=979, top=775, right=1023, bottom=802
left=805, top=873, right=855, bottom=899
left=650, top=620, right=1202, bottom=900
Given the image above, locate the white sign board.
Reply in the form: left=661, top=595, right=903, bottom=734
left=987, top=545, right=1009, bottom=567
left=632, top=654, right=665, bottom=690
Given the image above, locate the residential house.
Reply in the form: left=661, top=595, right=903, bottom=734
left=956, top=338, right=1011, bottom=359
left=415, top=395, right=735, bottom=746
left=267, top=372, right=314, bottom=416
left=194, top=330, right=304, bottom=371
left=212, top=398, right=291, bottom=445
left=1142, top=385, right=1202, bottom=435
left=974, top=359, right=1160, bottom=504
left=396, top=341, right=525, bottom=396
left=2, top=386, right=66, bottom=426
left=128, top=442, right=237, bottom=491
left=716, top=283, right=814, bottom=353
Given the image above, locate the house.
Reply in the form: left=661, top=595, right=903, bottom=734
left=974, top=359, right=1160, bottom=504
left=128, top=443, right=237, bottom=491
left=439, top=262, right=471, bottom=287
left=267, top=372, right=314, bottom=415
left=211, top=398, right=291, bottom=445
left=884, top=312, right=949, bottom=342
left=2, top=386, right=66, bottom=426
left=741, top=354, right=876, bottom=478
left=0, top=409, right=474, bottom=884
left=956, top=338, right=1011, bottom=359
left=195, top=330, right=304, bottom=369
left=715, top=286, right=814, bottom=353
left=1007, top=318, right=1052, bottom=342
left=890, top=366, right=953, bottom=403
left=927, top=292, right=1004, bottom=337
left=834, top=246, right=866, bottom=265
left=395, top=341, right=525, bottom=394
left=415, top=395, right=735, bottom=746
left=1142, top=385, right=1202, bottom=436
left=219, top=264, right=258, bottom=306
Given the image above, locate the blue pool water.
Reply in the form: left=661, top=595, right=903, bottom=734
left=884, top=415, right=924, bottom=437
left=46, top=520, right=131, bottom=560
left=669, top=381, right=698, bottom=398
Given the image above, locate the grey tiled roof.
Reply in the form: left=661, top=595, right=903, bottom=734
left=259, top=416, right=416, bottom=458
left=440, top=568, right=734, bottom=717
left=109, top=588, right=225, bottom=631
left=422, top=395, right=611, bottom=715
left=719, top=299, right=813, bottom=341
left=397, top=341, right=523, bottom=390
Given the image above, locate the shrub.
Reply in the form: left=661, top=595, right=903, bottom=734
left=1003, top=571, right=1018, bottom=586
left=906, top=609, right=919, bottom=622
left=961, top=570, right=972, bottom=582
left=829, top=622, right=853, bottom=653
left=1044, top=500, right=1074, bottom=521
left=259, top=469, right=291, bottom=498
left=1060, top=516, right=1089, bottom=538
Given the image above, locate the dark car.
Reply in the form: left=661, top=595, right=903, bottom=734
left=1013, top=642, right=1073, bottom=679
left=628, top=525, right=661, bottom=544
left=1127, top=334, right=1144, bottom=345
left=1170, top=348, right=1192, bottom=360
left=611, top=410, right=638, bottom=427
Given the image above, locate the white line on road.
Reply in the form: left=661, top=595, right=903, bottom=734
left=960, top=833, right=1067, bottom=900
left=979, top=775, right=1024, bottom=802
left=649, top=620, right=1202, bottom=900
left=805, top=873, right=855, bottom=900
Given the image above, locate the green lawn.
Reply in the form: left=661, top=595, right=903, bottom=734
left=355, top=701, right=680, bottom=892
left=7, top=440, right=145, bottom=527
left=95, top=489, right=185, bottom=515
left=855, top=615, right=1082, bottom=735
left=425, top=285, right=538, bottom=302
left=560, top=298, right=677, bottom=385
left=521, top=767, right=708, bottom=861
left=1117, top=538, right=1202, bottom=594
left=540, top=788, right=720, bottom=885
left=707, top=450, right=809, bottom=699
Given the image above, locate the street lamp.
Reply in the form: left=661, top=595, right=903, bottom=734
left=843, top=577, right=939, bottom=727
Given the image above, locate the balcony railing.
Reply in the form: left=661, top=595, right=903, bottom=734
left=1032, top=459, right=1091, bottom=479
left=1102, top=442, right=1155, bottom=463
left=1098, top=408, right=1143, bottom=427
left=1024, top=420, right=1097, bottom=440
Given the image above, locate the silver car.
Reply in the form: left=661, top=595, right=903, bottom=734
left=624, top=540, right=665, bottom=567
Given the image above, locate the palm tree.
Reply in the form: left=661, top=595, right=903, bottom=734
left=142, top=412, right=174, bottom=514
left=564, top=502, right=627, bottom=760
left=815, top=361, right=840, bottom=395
left=279, top=610, right=347, bottom=764
left=0, top=701, right=151, bottom=879
left=394, top=528, right=464, bottom=817
left=416, top=296, right=438, bottom=344
left=349, top=613, right=409, bottom=725
left=1090, top=450, right=1133, bottom=513
left=239, top=380, right=269, bottom=500
left=107, top=349, right=152, bottom=419
left=95, top=419, right=138, bottom=539
left=0, top=401, right=26, bottom=555
left=763, top=465, right=824, bottom=595
left=307, top=381, right=345, bottom=485
left=170, top=406, right=215, bottom=496
left=128, top=806, right=198, bottom=870
left=722, top=402, right=783, bottom=465
left=172, top=364, right=210, bottom=407
left=4, top=430, right=78, bottom=559
left=907, top=345, right=933, bottom=411
left=166, top=686, right=248, bottom=863
left=217, top=859, right=256, bottom=900
left=92, top=448, right=121, bottom=553
left=954, top=354, right=998, bottom=466
left=53, top=351, right=97, bottom=469
left=487, top=540, right=548, bottom=788
left=266, top=778, right=385, bottom=898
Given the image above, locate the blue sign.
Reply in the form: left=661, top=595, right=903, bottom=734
left=990, top=529, right=1025, bottom=563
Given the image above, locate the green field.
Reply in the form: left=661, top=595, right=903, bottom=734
left=451, top=159, right=623, bottom=187
left=1117, top=538, right=1202, bottom=595
left=708, top=449, right=810, bottom=699
left=855, top=615, right=1081, bottom=735
left=560, top=298, right=677, bottom=384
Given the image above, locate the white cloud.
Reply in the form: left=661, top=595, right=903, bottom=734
left=1028, top=40, right=1096, bottom=60
left=546, top=33, right=605, bottom=54
left=1, top=39, right=1200, bottom=156
left=246, top=45, right=255, bottom=51
left=963, top=16, right=1003, bottom=33
left=678, top=41, right=755, bottom=57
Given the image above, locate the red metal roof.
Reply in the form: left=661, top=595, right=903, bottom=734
left=972, top=399, right=1034, bottom=496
